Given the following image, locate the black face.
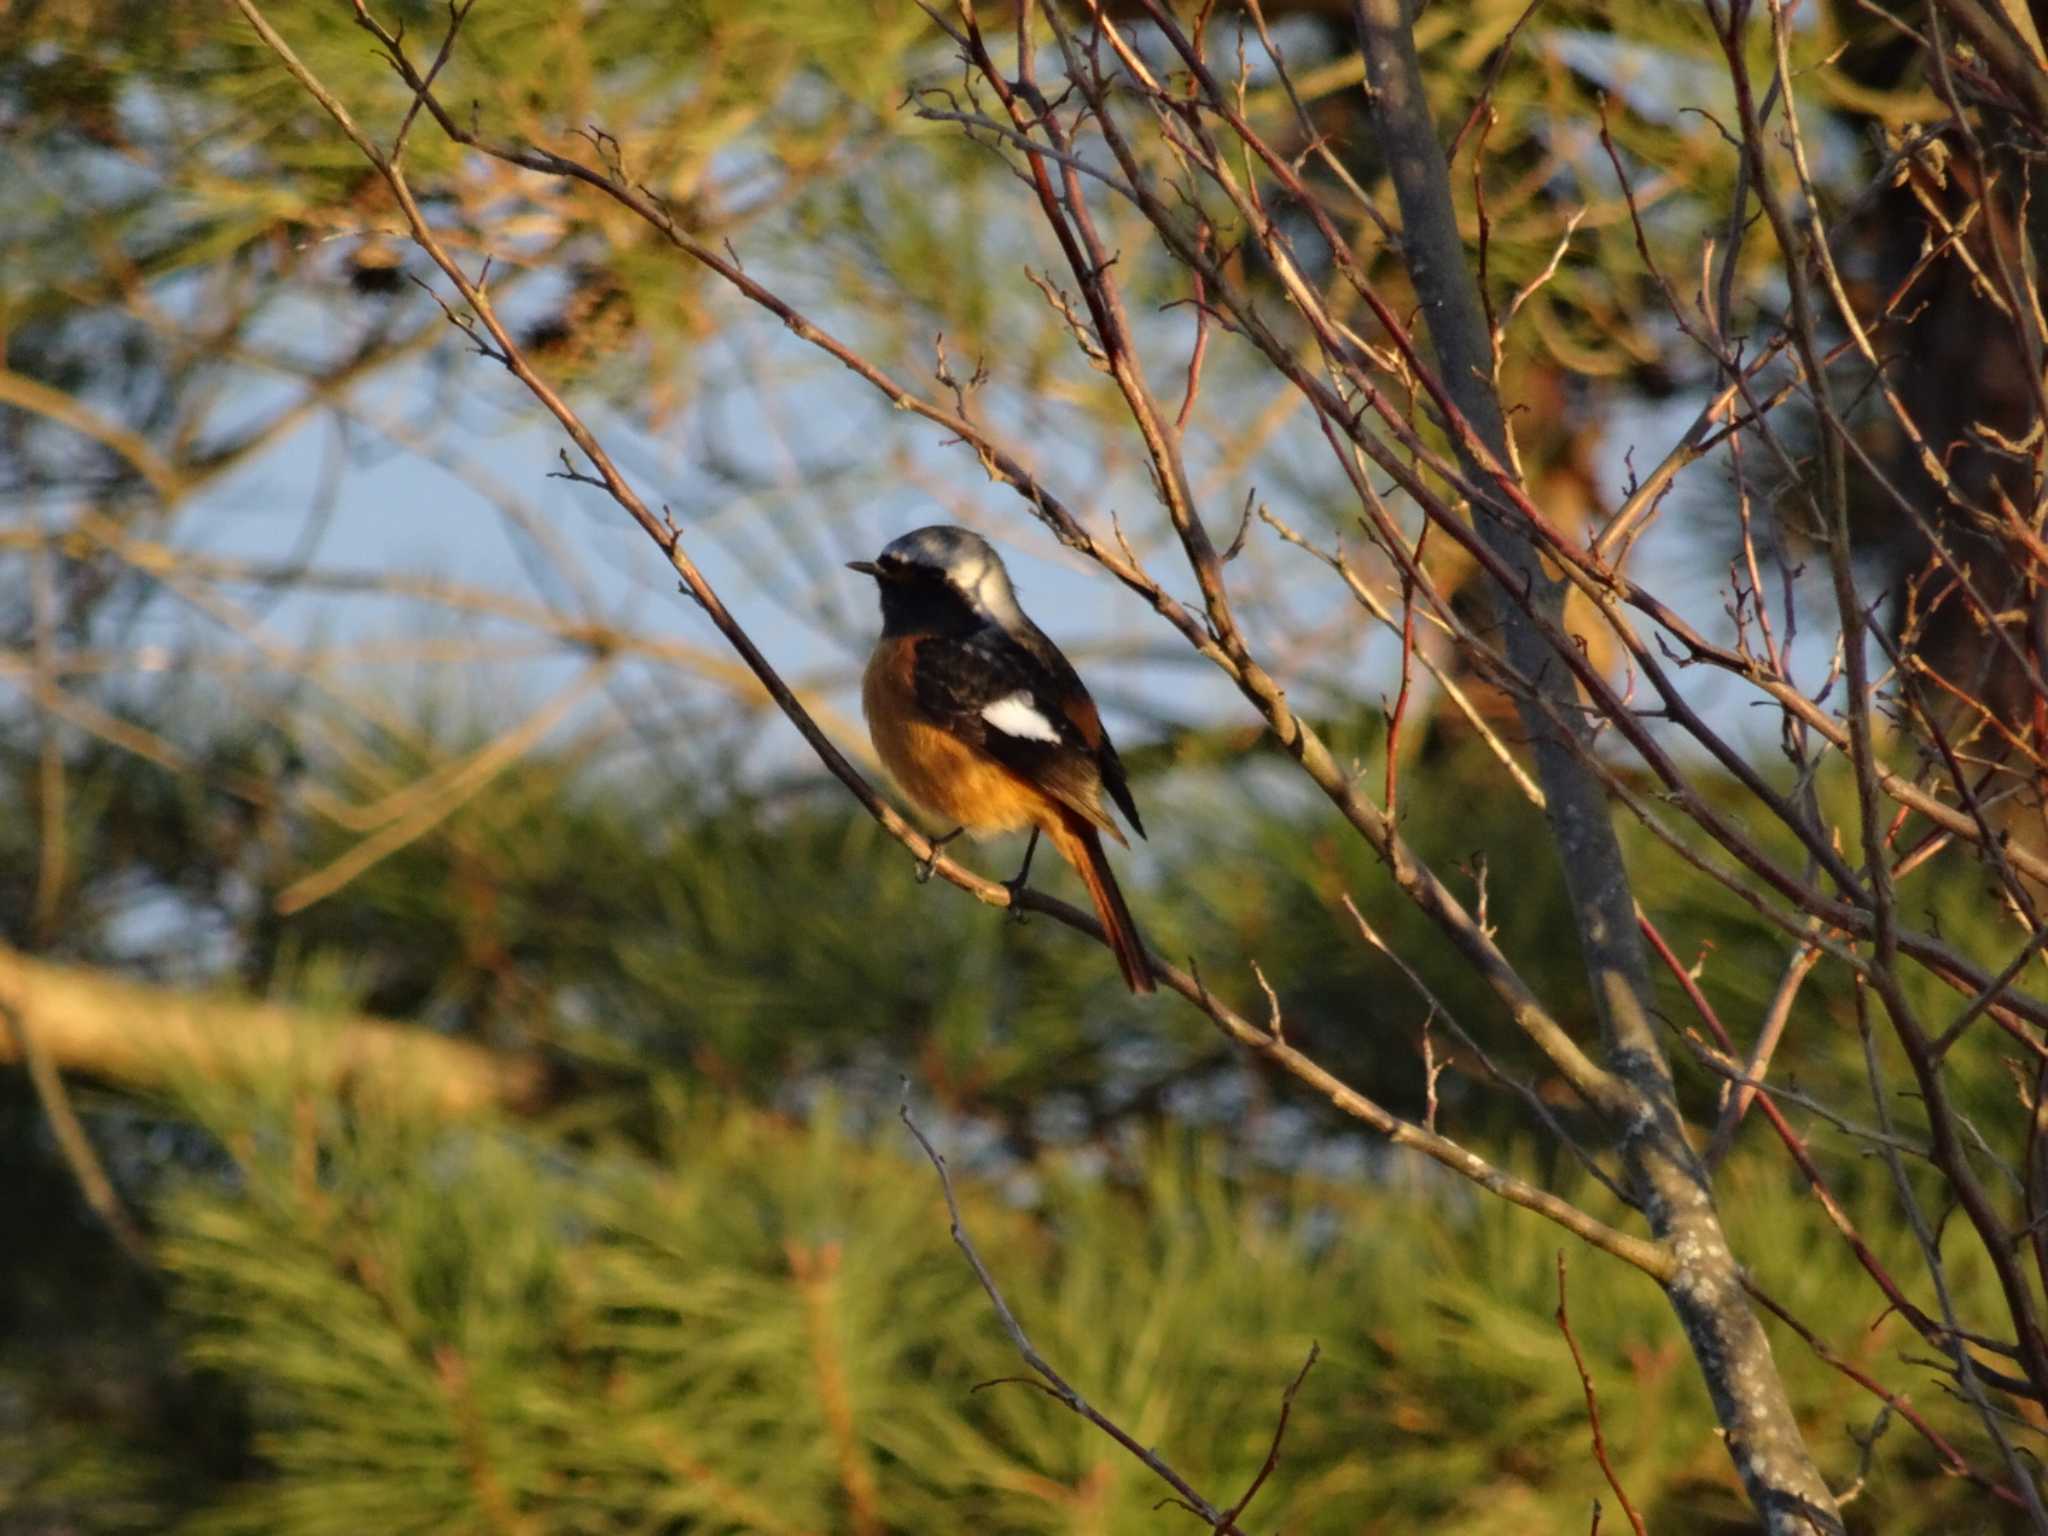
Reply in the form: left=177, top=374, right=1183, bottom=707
left=854, top=556, right=981, bottom=638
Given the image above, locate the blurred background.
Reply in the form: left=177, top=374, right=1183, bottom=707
left=2, top=1, right=2034, bottom=1530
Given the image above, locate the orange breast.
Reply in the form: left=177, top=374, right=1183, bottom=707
left=862, top=638, right=1049, bottom=836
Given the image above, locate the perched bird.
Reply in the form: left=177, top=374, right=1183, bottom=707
left=849, top=525, right=1154, bottom=994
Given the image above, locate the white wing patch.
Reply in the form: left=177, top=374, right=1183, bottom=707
left=981, top=691, right=1061, bottom=743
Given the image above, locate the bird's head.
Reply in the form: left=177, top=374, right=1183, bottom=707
left=848, top=524, right=1022, bottom=628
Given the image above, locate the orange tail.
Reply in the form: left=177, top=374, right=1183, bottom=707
left=1049, top=812, right=1155, bottom=995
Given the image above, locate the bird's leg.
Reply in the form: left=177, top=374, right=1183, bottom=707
left=916, top=826, right=964, bottom=884
left=1002, top=828, right=1041, bottom=924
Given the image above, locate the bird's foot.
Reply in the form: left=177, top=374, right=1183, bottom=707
left=1002, top=872, right=1032, bottom=925
left=916, top=827, right=964, bottom=884
left=1001, top=829, right=1041, bottom=924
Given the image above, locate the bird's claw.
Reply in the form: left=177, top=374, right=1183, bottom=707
left=916, top=827, right=963, bottom=884
left=1001, top=828, right=1040, bottom=924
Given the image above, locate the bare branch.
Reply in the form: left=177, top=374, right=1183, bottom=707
left=899, top=1102, right=1248, bottom=1534
left=1556, top=1251, right=1649, bottom=1536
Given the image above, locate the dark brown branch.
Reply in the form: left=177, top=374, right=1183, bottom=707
left=1215, top=1343, right=1320, bottom=1532
left=899, top=1103, right=1249, bottom=1535
left=1746, top=1285, right=2028, bottom=1511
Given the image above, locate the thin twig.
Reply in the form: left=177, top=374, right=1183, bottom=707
left=898, top=1102, right=1249, bottom=1534
left=1214, top=1343, right=1321, bottom=1532
left=0, top=995, right=151, bottom=1265
left=1556, top=1251, right=1649, bottom=1536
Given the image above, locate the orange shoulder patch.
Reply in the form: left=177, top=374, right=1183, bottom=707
left=1059, top=690, right=1105, bottom=750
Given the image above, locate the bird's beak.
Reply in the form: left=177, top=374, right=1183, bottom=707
left=846, top=559, right=884, bottom=578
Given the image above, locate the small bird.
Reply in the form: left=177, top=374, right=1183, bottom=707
left=849, top=525, right=1155, bottom=994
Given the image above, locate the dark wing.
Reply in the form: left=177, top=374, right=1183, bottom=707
left=911, top=625, right=1141, bottom=839
left=1014, top=620, right=1145, bottom=840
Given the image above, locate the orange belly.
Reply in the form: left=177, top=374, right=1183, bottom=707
left=863, top=639, right=1049, bottom=836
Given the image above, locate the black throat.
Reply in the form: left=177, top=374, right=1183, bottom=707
left=874, top=571, right=984, bottom=639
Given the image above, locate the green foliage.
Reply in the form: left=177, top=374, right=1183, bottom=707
left=0, top=1077, right=251, bottom=1535
left=128, top=1080, right=2018, bottom=1535
left=6, top=713, right=2041, bottom=1532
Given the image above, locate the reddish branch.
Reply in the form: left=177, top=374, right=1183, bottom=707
left=1555, top=1252, right=1649, bottom=1536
